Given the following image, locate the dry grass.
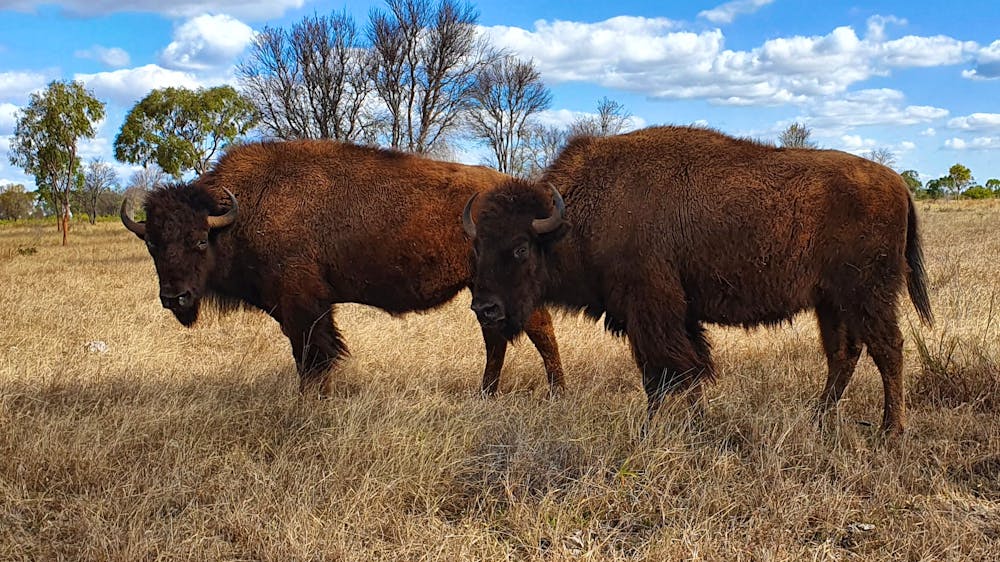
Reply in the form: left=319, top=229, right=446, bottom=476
left=1, top=201, right=998, bottom=561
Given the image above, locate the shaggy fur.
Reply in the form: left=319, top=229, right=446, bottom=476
left=468, top=126, right=933, bottom=434
left=128, top=140, right=565, bottom=395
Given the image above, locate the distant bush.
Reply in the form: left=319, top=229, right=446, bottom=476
left=961, top=186, right=994, bottom=200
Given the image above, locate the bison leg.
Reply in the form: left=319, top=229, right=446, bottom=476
left=815, top=302, right=863, bottom=417
left=479, top=324, right=508, bottom=396
left=524, top=307, right=566, bottom=395
left=279, top=301, right=348, bottom=397
left=860, top=312, right=906, bottom=435
left=626, top=292, right=711, bottom=429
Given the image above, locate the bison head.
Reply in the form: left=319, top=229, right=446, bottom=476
left=121, top=184, right=238, bottom=327
left=463, top=181, right=566, bottom=340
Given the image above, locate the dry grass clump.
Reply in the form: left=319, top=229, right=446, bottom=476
left=1, top=202, right=998, bottom=560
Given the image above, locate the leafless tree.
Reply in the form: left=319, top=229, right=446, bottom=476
left=568, top=96, right=633, bottom=139
left=79, top=158, right=119, bottom=224
left=778, top=122, right=816, bottom=148
left=369, top=0, right=498, bottom=153
left=467, top=56, right=551, bottom=175
left=864, top=147, right=897, bottom=169
left=128, top=165, right=167, bottom=192
left=238, top=11, right=373, bottom=141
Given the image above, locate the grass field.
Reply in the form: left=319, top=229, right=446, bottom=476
left=1, top=201, right=998, bottom=561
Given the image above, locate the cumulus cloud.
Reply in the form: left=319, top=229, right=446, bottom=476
left=0, top=0, right=303, bottom=21
left=160, top=14, right=255, bottom=71
left=963, top=40, right=1000, bottom=80
left=484, top=17, right=984, bottom=106
left=920, top=127, right=936, bottom=137
left=75, top=45, right=130, bottom=68
left=838, top=134, right=877, bottom=152
left=947, top=113, right=1000, bottom=132
left=74, top=64, right=211, bottom=106
left=0, top=70, right=49, bottom=102
left=787, top=89, right=948, bottom=135
left=698, top=0, right=774, bottom=25
left=944, top=136, right=1000, bottom=150
left=0, top=102, right=19, bottom=135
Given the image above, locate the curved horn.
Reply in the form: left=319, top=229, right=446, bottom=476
left=206, top=188, right=238, bottom=230
left=462, top=193, right=478, bottom=238
left=120, top=197, right=146, bottom=239
left=531, top=184, right=565, bottom=235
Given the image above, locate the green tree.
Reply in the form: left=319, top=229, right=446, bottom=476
left=924, top=177, right=953, bottom=200
left=900, top=170, right=922, bottom=195
left=0, top=183, right=36, bottom=220
left=8, top=80, right=105, bottom=244
left=985, top=178, right=999, bottom=195
left=948, top=163, right=973, bottom=193
left=778, top=122, right=816, bottom=148
left=114, top=85, right=258, bottom=178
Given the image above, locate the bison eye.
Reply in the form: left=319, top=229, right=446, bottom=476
left=196, top=239, right=208, bottom=251
left=513, top=245, right=528, bottom=260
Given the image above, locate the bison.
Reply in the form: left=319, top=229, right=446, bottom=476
left=463, top=126, right=933, bottom=434
left=121, top=140, right=565, bottom=395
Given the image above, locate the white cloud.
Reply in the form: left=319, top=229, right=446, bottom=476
left=74, top=64, right=211, bottom=106
left=920, top=127, right=936, bottom=137
left=484, top=18, right=985, bottom=107
left=698, top=0, right=774, bottom=25
left=75, top=45, right=131, bottom=68
left=947, top=113, right=1000, bottom=132
left=797, top=89, right=948, bottom=134
left=0, top=102, right=19, bottom=135
left=865, top=15, right=906, bottom=42
left=839, top=134, right=877, bottom=152
left=899, top=141, right=916, bottom=151
left=963, top=40, right=1000, bottom=80
left=160, top=14, right=255, bottom=71
left=944, top=136, right=1000, bottom=150
left=0, top=70, right=49, bottom=102
left=0, top=0, right=303, bottom=21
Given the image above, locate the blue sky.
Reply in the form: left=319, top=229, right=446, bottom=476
left=1, top=0, right=998, bottom=188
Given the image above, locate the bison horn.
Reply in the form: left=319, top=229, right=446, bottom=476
left=462, top=193, right=478, bottom=238
left=207, top=188, right=239, bottom=230
left=120, top=196, right=146, bottom=239
left=531, top=184, right=565, bottom=235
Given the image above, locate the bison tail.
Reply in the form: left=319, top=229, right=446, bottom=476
left=905, top=194, right=934, bottom=327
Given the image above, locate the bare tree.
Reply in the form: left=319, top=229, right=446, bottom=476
left=569, top=96, right=633, bottom=139
left=468, top=56, right=551, bottom=175
left=79, top=158, right=119, bottom=224
left=864, top=147, right=897, bottom=169
left=128, top=165, right=168, bottom=192
left=238, top=11, right=373, bottom=141
left=369, top=0, right=497, bottom=153
left=778, top=122, right=816, bottom=148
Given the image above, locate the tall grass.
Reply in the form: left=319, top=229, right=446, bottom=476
left=1, top=201, right=997, bottom=560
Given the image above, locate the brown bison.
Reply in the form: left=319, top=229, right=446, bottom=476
left=463, top=126, right=933, bottom=434
left=121, top=140, right=564, bottom=395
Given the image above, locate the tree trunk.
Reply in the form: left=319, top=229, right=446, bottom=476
left=61, top=208, right=69, bottom=245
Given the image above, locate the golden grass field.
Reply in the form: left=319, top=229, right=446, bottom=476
left=1, top=201, right=998, bottom=561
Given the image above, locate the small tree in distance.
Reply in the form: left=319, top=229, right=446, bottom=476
left=778, top=122, right=816, bottom=148
left=8, top=80, right=105, bottom=244
left=79, top=158, right=120, bottom=224
left=467, top=55, right=551, bottom=176
left=865, top=147, right=896, bottom=169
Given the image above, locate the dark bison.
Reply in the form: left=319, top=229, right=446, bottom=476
left=463, top=126, right=933, bottom=434
left=121, top=140, right=565, bottom=395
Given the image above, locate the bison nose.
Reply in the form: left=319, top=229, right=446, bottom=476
left=471, top=297, right=505, bottom=324
left=160, top=290, right=193, bottom=309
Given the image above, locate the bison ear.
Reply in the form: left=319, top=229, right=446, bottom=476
left=537, top=220, right=569, bottom=247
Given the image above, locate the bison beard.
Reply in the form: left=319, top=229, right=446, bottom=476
left=467, top=125, right=933, bottom=436
left=122, top=139, right=566, bottom=397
